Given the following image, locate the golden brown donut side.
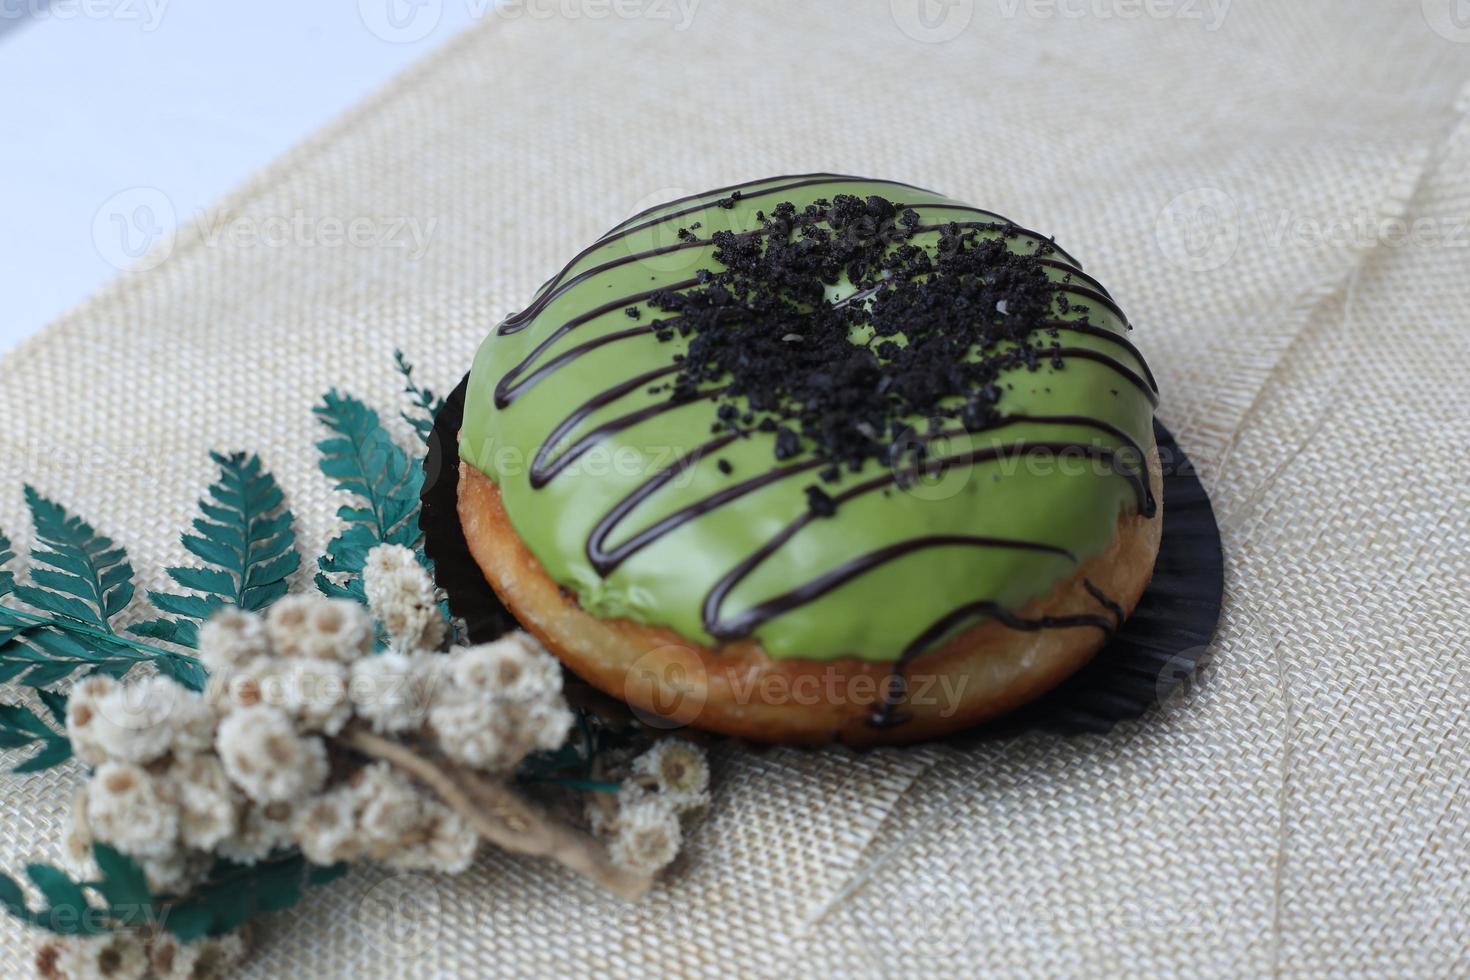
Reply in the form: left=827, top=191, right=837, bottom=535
left=456, top=446, right=1163, bottom=746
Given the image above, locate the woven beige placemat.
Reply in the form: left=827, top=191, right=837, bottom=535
left=2, top=1, right=1468, bottom=975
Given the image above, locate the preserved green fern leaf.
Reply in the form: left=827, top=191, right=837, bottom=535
left=13, top=487, right=134, bottom=631
left=0, top=845, right=156, bottom=936
left=395, top=349, right=444, bottom=445
left=159, top=853, right=347, bottom=941
left=313, top=391, right=425, bottom=602
left=131, top=453, right=299, bottom=646
left=0, top=692, right=71, bottom=773
left=0, top=531, right=14, bottom=601
left=0, top=495, right=203, bottom=689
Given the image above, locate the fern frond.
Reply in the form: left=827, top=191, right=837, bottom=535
left=0, top=611, right=205, bottom=691
left=314, top=392, right=422, bottom=543
left=133, top=453, right=299, bottom=647
left=0, top=495, right=204, bottom=690
left=0, top=692, right=71, bottom=773
left=0, top=843, right=343, bottom=940
left=0, top=530, right=15, bottom=600
left=14, top=487, right=134, bottom=631
left=0, top=845, right=161, bottom=936
left=312, top=391, right=425, bottom=602
left=158, top=853, right=347, bottom=941
left=395, top=349, right=444, bottom=445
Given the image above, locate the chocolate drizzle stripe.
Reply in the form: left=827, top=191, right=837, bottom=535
left=591, top=176, right=942, bottom=252
left=711, top=535, right=1078, bottom=641
left=493, top=277, right=700, bottom=407
left=496, top=324, right=657, bottom=409
left=870, top=600, right=1117, bottom=727
left=1037, top=258, right=1111, bottom=299
left=500, top=237, right=725, bottom=334
left=914, top=208, right=1082, bottom=267
left=1047, top=348, right=1160, bottom=404
left=1084, top=579, right=1126, bottom=626
left=531, top=383, right=732, bottom=489
left=500, top=217, right=1069, bottom=336
left=923, top=222, right=1080, bottom=265
left=904, top=602, right=1115, bottom=658
left=702, top=440, right=1149, bottom=641
left=870, top=577, right=1125, bottom=729
left=1050, top=282, right=1129, bottom=326
left=588, top=451, right=826, bottom=573
left=527, top=364, right=678, bottom=488
left=587, top=414, right=1156, bottom=579
left=1044, top=322, right=1159, bottom=391
left=592, top=176, right=1077, bottom=269
left=581, top=432, right=746, bottom=570
left=599, top=172, right=940, bottom=238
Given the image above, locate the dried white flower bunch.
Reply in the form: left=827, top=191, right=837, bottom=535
left=30, top=545, right=703, bottom=977
left=361, top=544, right=446, bottom=652
left=587, top=738, right=710, bottom=877
left=35, top=928, right=245, bottom=980
left=64, top=587, right=586, bottom=895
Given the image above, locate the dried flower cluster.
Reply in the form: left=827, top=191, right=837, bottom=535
left=589, top=738, right=710, bottom=877
left=64, top=596, right=581, bottom=900
left=35, top=928, right=245, bottom=980
left=61, top=585, right=581, bottom=899
left=362, top=544, right=446, bottom=652
left=29, top=546, right=703, bottom=977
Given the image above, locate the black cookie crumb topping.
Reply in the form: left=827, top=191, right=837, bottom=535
left=804, top=484, right=837, bottom=517
left=647, top=194, right=1082, bottom=513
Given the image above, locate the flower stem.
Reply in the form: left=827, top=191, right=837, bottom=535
left=339, top=725, right=651, bottom=901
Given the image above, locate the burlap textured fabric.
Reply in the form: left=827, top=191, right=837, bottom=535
left=2, top=1, right=1468, bottom=975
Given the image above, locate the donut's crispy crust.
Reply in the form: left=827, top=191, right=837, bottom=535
left=457, top=447, right=1163, bottom=746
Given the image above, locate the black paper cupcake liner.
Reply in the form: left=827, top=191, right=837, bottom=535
left=421, top=375, right=1223, bottom=737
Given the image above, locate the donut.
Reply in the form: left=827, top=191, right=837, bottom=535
left=457, top=174, right=1163, bottom=746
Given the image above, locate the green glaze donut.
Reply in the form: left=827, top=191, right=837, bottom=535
left=460, top=174, right=1158, bottom=663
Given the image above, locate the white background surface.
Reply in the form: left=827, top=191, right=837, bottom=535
left=0, top=1, right=489, bottom=355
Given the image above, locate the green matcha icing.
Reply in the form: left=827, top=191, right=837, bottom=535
left=460, top=174, right=1157, bottom=662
